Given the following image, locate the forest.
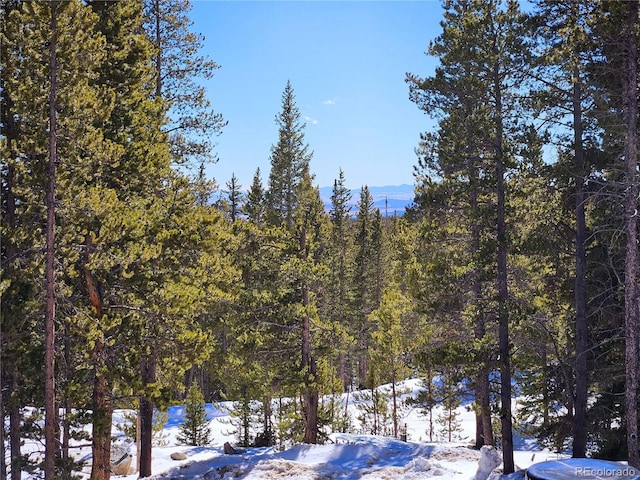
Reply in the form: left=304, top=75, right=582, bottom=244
left=1, top=0, right=639, bottom=479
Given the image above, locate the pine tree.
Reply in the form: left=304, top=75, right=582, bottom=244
left=83, top=2, right=170, bottom=476
left=352, top=186, right=382, bottom=388
left=327, top=170, right=355, bottom=389
left=2, top=1, right=109, bottom=476
left=528, top=0, right=599, bottom=457
left=224, top=173, right=244, bottom=222
left=265, top=81, right=313, bottom=230
left=1, top=1, right=237, bottom=478
left=620, top=2, right=639, bottom=467
left=265, top=82, right=323, bottom=444
left=144, top=0, right=225, bottom=167
left=243, top=168, right=266, bottom=225
left=44, top=3, right=58, bottom=476
left=436, top=369, right=464, bottom=442
left=369, top=288, right=412, bottom=438
left=414, top=371, right=438, bottom=442
left=407, top=1, right=533, bottom=470
left=177, top=383, right=212, bottom=446
left=587, top=0, right=640, bottom=466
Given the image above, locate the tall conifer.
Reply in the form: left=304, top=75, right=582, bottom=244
left=2, top=1, right=108, bottom=476
left=353, top=186, right=380, bottom=387
left=243, top=168, right=265, bottom=225
left=263, top=82, right=325, bottom=444
left=327, top=170, right=354, bottom=389
left=144, top=0, right=225, bottom=167
left=265, top=81, right=313, bottom=230
left=529, top=0, right=599, bottom=456
left=408, top=0, right=532, bottom=470
left=224, top=174, right=244, bottom=223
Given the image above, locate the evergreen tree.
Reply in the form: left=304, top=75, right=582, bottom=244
left=528, top=0, right=599, bottom=456
left=354, top=376, right=392, bottom=436
left=177, top=383, right=212, bottom=446
left=1, top=1, right=237, bottom=478
left=82, top=2, right=171, bottom=476
left=2, top=1, right=109, bottom=476
left=243, top=168, right=265, bottom=225
left=436, top=369, right=464, bottom=442
left=44, top=3, right=58, bottom=475
left=586, top=1, right=640, bottom=465
left=407, top=1, right=533, bottom=470
left=620, top=2, right=639, bottom=467
left=413, top=371, right=438, bottom=442
left=265, top=81, right=313, bottom=230
left=144, top=0, right=226, bottom=167
left=353, top=186, right=379, bottom=387
left=369, top=288, right=412, bottom=438
left=327, top=170, right=355, bottom=389
left=257, top=81, right=330, bottom=444
left=224, top=173, right=244, bottom=222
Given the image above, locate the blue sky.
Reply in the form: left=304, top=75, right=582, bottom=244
left=191, top=1, right=442, bottom=190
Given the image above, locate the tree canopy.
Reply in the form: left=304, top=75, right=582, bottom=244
left=1, top=0, right=639, bottom=477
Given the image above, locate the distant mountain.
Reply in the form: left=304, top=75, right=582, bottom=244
left=318, top=184, right=415, bottom=216
left=211, top=184, right=415, bottom=217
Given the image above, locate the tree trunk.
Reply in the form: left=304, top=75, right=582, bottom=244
left=90, top=352, right=112, bottom=480
left=139, top=351, right=157, bottom=478
left=301, top=274, right=318, bottom=443
left=476, top=372, right=494, bottom=447
left=623, top=0, right=640, bottom=468
left=302, top=357, right=319, bottom=444
left=85, top=240, right=112, bottom=480
left=338, top=352, right=348, bottom=391
left=4, top=152, right=22, bottom=480
left=572, top=59, right=589, bottom=458
left=9, top=408, right=21, bottom=480
left=472, top=223, right=493, bottom=448
left=497, top=160, right=514, bottom=474
left=62, top=322, right=72, bottom=463
left=263, top=396, right=272, bottom=436
left=392, top=372, right=398, bottom=438
left=44, top=1, right=59, bottom=478
left=494, top=62, right=514, bottom=474
left=466, top=91, right=494, bottom=449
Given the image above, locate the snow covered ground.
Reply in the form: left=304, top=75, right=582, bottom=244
left=83, top=378, right=568, bottom=480
left=16, top=378, right=571, bottom=479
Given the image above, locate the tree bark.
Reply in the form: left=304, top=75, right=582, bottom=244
left=9, top=369, right=21, bottom=480
left=623, top=0, right=640, bottom=469
left=85, top=238, right=112, bottom=480
left=464, top=89, right=494, bottom=449
left=494, top=61, right=514, bottom=474
left=61, top=321, right=72, bottom=464
left=472, top=203, right=494, bottom=448
left=4, top=139, right=22, bottom=480
left=139, top=352, right=157, bottom=477
left=572, top=57, right=588, bottom=458
left=44, top=1, right=58, bottom=478
left=90, top=352, right=112, bottom=480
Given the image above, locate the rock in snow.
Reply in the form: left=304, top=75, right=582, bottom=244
left=474, top=445, right=503, bottom=480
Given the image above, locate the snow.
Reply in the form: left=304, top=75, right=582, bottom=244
left=126, top=435, right=564, bottom=480
left=527, top=459, right=640, bottom=480
left=18, top=379, right=571, bottom=479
